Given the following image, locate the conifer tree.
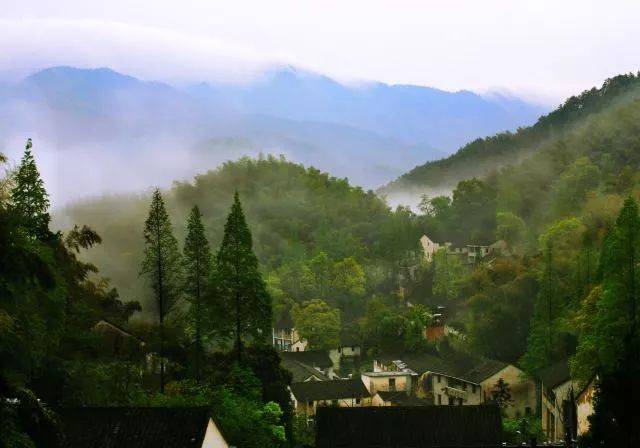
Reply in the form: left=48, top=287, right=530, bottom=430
left=183, top=205, right=211, bottom=380
left=211, top=192, right=272, bottom=362
left=140, top=188, right=182, bottom=392
left=11, top=138, right=50, bottom=239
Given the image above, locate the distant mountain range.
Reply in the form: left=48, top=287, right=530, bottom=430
left=0, top=66, right=547, bottom=203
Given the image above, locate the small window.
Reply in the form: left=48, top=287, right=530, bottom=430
left=437, top=394, right=442, bottom=405
left=355, top=398, right=361, bottom=405
left=458, top=398, right=463, bottom=406
left=389, top=378, right=396, bottom=390
left=308, top=400, right=313, bottom=407
left=462, top=383, right=467, bottom=391
left=296, top=347, right=300, bottom=352
left=338, top=347, right=342, bottom=353
left=471, top=385, right=476, bottom=393
left=525, top=407, right=532, bottom=416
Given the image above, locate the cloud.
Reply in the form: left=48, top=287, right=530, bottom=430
left=0, top=18, right=281, bottom=83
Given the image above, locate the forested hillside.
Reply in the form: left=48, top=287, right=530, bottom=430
left=57, top=156, right=423, bottom=325
left=383, top=73, right=640, bottom=195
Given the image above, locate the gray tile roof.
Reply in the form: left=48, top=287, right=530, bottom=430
left=290, top=378, right=370, bottom=402
left=58, top=407, right=218, bottom=448
left=281, top=350, right=333, bottom=369
left=315, top=405, right=503, bottom=448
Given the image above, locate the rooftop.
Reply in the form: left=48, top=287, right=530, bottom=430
left=538, top=359, right=572, bottom=390
left=362, top=371, right=414, bottom=377
left=290, top=378, right=370, bottom=401
left=375, top=391, right=430, bottom=406
left=57, top=407, right=218, bottom=448
left=280, top=350, right=333, bottom=369
left=376, top=351, right=509, bottom=384
left=281, top=358, right=330, bottom=382
left=315, top=405, right=502, bottom=448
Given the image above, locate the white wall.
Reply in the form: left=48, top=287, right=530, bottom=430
left=201, top=418, right=229, bottom=448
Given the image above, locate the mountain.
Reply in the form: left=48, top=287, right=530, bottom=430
left=0, top=66, right=545, bottom=204
left=187, top=67, right=547, bottom=151
left=381, top=73, right=640, bottom=203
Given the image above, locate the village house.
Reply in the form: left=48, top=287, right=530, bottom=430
left=361, top=370, right=414, bottom=395
left=576, top=378, right=596, bottom=437
left=420, top=235, right=440, bottom=262
left=328, top=331, right=362, bottom=372
left=289, top=378, right=371, bottom=417
left=272, top=314, right=307, bottom=352
left=420, top=235, right=508, bottom=265
left=58, top=407, right=229, bottom=447
left=475, top=363, right=536, bottom=418
left=92, top=319, right=146, bottom=356
left=539, top=360, right=579, bottom=443
left=315, top=405, right=503, bottom=448
left=373, top=351, right=533, bottom=412
left=281, top=350, right=337, bottom=379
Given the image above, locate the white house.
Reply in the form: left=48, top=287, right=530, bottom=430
left=289, top=378, right=371, bottom=417
left=420, top=235, right=440, bottom=262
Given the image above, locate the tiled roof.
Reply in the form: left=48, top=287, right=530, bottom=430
left=290, top=379, right=370, bottom=401
left=282, top=358, right=330, bottom=382
left=58, top=407, right=217, bottom=448
left=281, top=350, right=333, bottom=368
left=375, top=391, right=430, bottom=406
left=538, top=359, right=571, bottom=390
left=376, top=351, right=508, bottom=384
left=315, top=405, right=502, bottom=448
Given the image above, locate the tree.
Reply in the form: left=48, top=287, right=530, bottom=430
left=572, top=197, right=640, bottom=447
left=490, top=378, right=513, bottom=410
left=10, top=138, right=50, bottom=239
left=432, top=248, right=465, bottom=302
left=211, top=192, right=272, bottom=362
left=140, top=188, right=183, bottom=392
left=183, top=205, right=212, bottom=381
left=291, top=299, right=340, bottom=350
left=402, top=304, right=433, bottom=351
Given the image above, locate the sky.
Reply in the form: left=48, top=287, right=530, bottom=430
left=2, top=1, right=639, bottom=104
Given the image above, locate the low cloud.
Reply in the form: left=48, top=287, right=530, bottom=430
left=0, top=18, right=280, bottom=83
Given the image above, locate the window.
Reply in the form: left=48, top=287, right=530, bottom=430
left=525, top=407, right=532, bottom=416
left=355, top=398, right=361, bottom=405
left=437, top=394, right=442, bottom=405
left=472, top=385, right=476, bottom=393
left=389, top=378, right=396, bottom=391
left=458, top=398, right=463, bottom=406
left=296, top=347, right=300, bottom=352
left=462, top=383, right=467, bottom=391
left=308, top=400, right=313, bottom=407
left=338, top=347, right=342, bottom=353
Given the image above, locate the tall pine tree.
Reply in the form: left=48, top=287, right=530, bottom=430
left=183, top=205, right=211, bottom=380
left=11, top=138, right=50, bottom=239
left=210, top=192, right=272, bottom=362
left=140, top=188, right=182, bottom=392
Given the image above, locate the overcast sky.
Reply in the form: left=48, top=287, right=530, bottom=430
left=2, top=0, right=639, bottom=104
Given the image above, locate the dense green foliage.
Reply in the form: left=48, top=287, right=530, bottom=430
left=1, top=143, right=293, bottom=447
left=384, top=72, right=640, bottom=192
left=182, top=205, right=212, bottom=380
left=209, top=192, right=272, bottom=361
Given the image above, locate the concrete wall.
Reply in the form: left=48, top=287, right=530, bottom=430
left=362, top=373, right=412, bottom=395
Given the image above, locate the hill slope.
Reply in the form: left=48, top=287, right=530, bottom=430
left=382, top=73, right=640, bottom=200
